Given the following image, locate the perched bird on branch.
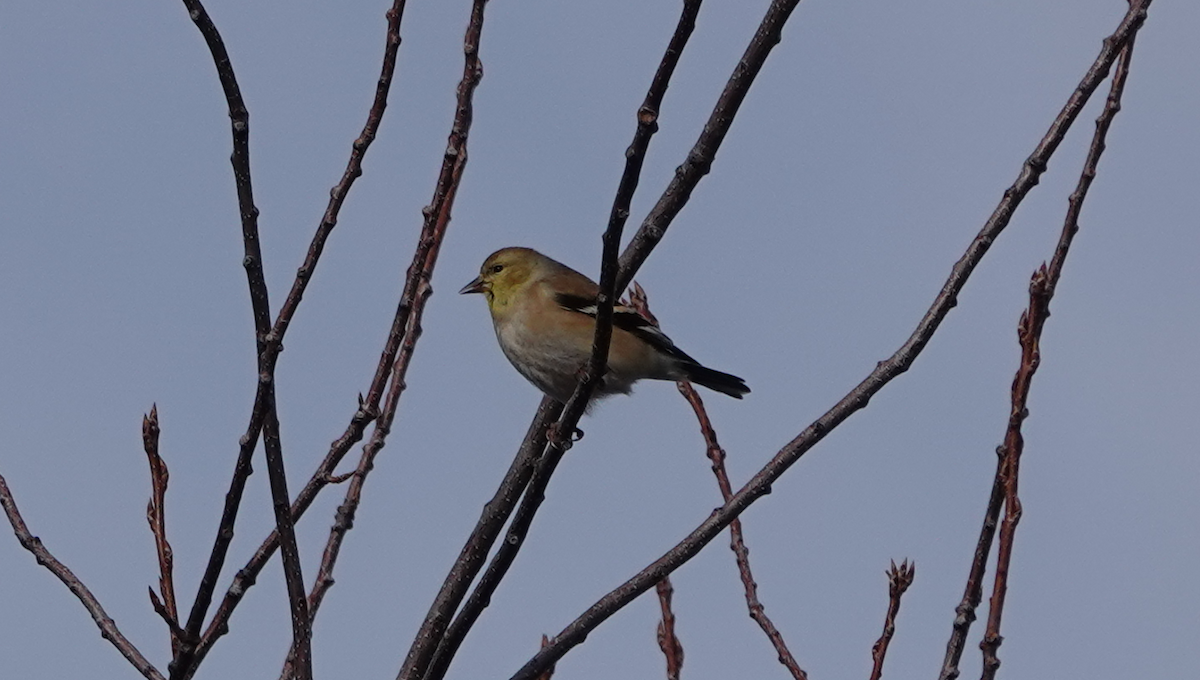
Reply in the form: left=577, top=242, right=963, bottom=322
left=460, top=247, right=749, bottom=403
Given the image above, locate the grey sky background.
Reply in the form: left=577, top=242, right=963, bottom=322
left=1, top=1, right=1196, bottom=679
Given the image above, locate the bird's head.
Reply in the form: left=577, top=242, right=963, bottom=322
left=459, top=247, right=541, bottom=311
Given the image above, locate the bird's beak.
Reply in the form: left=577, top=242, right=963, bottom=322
left=459, top=276, right=487, bottom=295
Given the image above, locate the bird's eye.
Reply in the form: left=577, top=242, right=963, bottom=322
left=491, top=264, right=504, bottom=274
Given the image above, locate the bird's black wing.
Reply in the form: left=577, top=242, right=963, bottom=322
left=554, top=292, right=695, bottom=363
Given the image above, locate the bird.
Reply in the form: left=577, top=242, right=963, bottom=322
left=460, top=247, right=749, bottom=404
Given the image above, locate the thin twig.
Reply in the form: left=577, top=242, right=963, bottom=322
left=615, top=0, right=803, bottom=293
left=175, top=2, right=313, bottom=677
left=406, top=4, right=705, bottom=679
left=142, top=404, right=180, bottom=651
left=150, top=588, right=188, bottom=644
left=186, top=3, right=411, bottom=673
left=937, top=454, right=1004, bottom=680
left=283, top=2, right=490, bottom=678
left=266, top=0, right=410, bottom=352
left=680, top=384, right=807, bottom=679
left=631, top=284, right=806, bottom=680
left=939, top=18, right=1145, bottom=680
left=509, top=5, right=1151, bottom=677
left=978, top=28, right=1142, bottom=680
left=0, top=474, right=166, bottom=680
left=655, top=578, right=684, bottom=680
left=174, top=3, right=275, bottom=673
left=868, top=560, right=915, bottom=680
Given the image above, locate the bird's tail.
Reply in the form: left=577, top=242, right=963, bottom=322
left=681, top=362, right=750, bottom=399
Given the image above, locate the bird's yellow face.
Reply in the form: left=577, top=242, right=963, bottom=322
left=459, top=247, right=538, bottom=312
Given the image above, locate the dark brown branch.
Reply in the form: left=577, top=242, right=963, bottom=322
left=267, top=0, right=409, bottom=351
left=936, top=454, right=1004, bottom=680
left=293, top=3, right=492, bottom=678
left=405, top=398, right=559, bottom=680
left=940, top=17, right=1145, bottom=680
left=174, top=3, right=275, bottom=673
left=978, top=27, right=1142, bottom=680
left=142, top=405, right=180, bottom=650
left=868, top=560, right=915, bottom=680
left=509, top=5, right=1151, bottom=677
left=629, top=284, right=806, bottom=679
left=262, top=408, right=312, bottom=680
left=615, top=0, right=804, bottom=293
left=150, top=588, right=188, bottom=644
left=1, top=474, right=166, bottom=680
left=405, top=4, right=705, bottom=679
left=655, top=578, right=684, bottom=680
left=182, top=4, right=412, bottom=674
left=175, top=2, right=314, bottom=677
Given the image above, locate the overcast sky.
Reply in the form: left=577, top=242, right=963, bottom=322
left=1, top=1, right=1196, bottom=679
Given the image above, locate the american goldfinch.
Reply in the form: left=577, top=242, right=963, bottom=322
left=460, top=247, right=749, bottom=403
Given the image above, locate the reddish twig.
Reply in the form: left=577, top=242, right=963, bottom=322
left=536, top=635, right=556, bottom=680
left=631, top=284, right=806, bottom=679
left=142, top=405, right=180, bottom=650
left=510, top=5, right=1151, bottom=677
left=655, top=578, right=684, bottom=680
left=869, top=560, right=915, bottom=680
left=1, top=474, right=166, bottom=680
left=678, top=384, right=807, bottom=680
left=150, top=588, right=187, bottom=645
left=289, top=3, right=493, bottom=678
left=978, top=28, right=1142, bottom=680
left=408, top=4, right=706, bottom=680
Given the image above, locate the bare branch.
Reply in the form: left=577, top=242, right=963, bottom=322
left=978, top=27, right=1143, bottom=680
left=868, top=560, right=915, bottom=680
left=142, top=405, right=186, bottom=657
left=174, top=3, right=276, bottom=671
left=174, top=1, right=314, bottom=676
left=937, top=454, right=1004, bottom=680
left=185, top=3, right=412, bottom=673
left=1, top=474, right=166, bottom=680
left=150, top=587, right=187, bottom=645
left=615, top=0, right=804, bottom=292
left=408, top=398, right=559, bottom=680
left=939, top=16, right=1144, bottom=680
left=406, top=4, right=706, bottom=679
left=679, top=382, right=807, bottom=679
left=261, top=409, right=312, bottom=680
left=287, top=2, right=491, bottom=678
left=630, top=284, right=806, bottom=679
left=142, top=405, right=180, bottom=650
left=655, top=578, right=684, bottom=680
left=509, top=4, right=1152, bottom=677
left=268, top=0, right=410, bottom=348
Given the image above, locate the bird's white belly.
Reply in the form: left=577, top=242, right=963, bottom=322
left=494, top=321, right=635, bottom=402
